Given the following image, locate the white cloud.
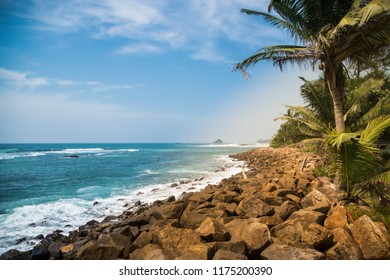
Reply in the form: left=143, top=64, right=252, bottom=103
left=190, top=42, right=225, bottom=62
left=0, top=68, right=49, bottom=89
left=26, top=0, right=283, bottom=61
left=115, top=43, right=163, bottom=55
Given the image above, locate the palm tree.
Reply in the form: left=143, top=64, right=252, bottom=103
left=276, top=75, right=390, bottom=202
left=234, top=0, right=390, bottom=134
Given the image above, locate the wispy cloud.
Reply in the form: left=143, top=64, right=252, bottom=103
left=0, top=68, right=49, bottom=89
left=0, top=67, right=135, bottom=94
left=25, top=0, right=281, bottom=62
left=115, top=43, right=163, bottom=55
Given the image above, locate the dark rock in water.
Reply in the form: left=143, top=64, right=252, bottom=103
left=86, top=220, right=99, bottom=226
left=63, top=155, right=79, bottom=158
left=0, top=249, right=32, bottom=260
left=34, top=234, right=45, bottom=240
left=171, top=183, right=178, bottom=188
left=30, top=245, right=50, bottom=260
left=15, top=237, right=27, bottom=245
left=64, top=225, right=72, bottom=228
left=165, top=196, right=176, bottom=203
left=213, top=139, right=223, bottom=144
left=28, top=223, right=36, bottom=227
left=134, top=201, right=141, bottom=207
left=93, top=201, right=100, bottom=206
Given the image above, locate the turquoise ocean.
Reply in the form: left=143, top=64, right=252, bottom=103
left=0, top=143, right=261, bottom=254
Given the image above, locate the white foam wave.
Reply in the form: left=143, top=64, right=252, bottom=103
left=143, top=169, right=161, bottom=175
left=0, top=152, right=46, bottom=160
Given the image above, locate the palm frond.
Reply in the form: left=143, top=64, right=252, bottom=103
left=356, top=170, right=390, bottom=187
left=357, top=94, right=390, bottom=127
left=344, top=78, right=385, bottom=120
left=240, top=9, right=311, bottom=42
left=233, top=45, right=314, bottom=73
left=360, top=115, right=390, bottom=144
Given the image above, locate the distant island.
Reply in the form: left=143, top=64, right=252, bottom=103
left=213, top=139, right=223, bottom=144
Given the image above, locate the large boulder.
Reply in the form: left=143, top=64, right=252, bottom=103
left=224, top=218, right=271, bottom=255
left=301, top=223, right=333, bottom=251
left=301, top=189, right=332, bottom=213
left=325, top=228, right=363, bottom=260
left=196, top=217, right=230, bottom=242
left=277, top=201, right=301, bottom=221
left=324, top=205, right=348, bottom=230
left=75, top=241, right=123, bottom=260
left=350, top=215, right=390, bottom=259
left=180, top=209, right=207, bottom=229
left=154, top=202, right=185, bottom=220
left=151, top=221, right=203, bottom=257
left=260, top=244, right=325, bottom=260
left=270, top=218, right=305, bottom=245
left=129, top=244, right=161, bottom=260
left=236, top=196, right=274, bottom=218
left=288, top=210, right=326, bottom=226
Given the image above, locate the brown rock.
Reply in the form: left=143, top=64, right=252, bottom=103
left=236, top=196, right=274, bottom=218
left=301, top=223, right=333, bottom=251
left=129, top=244, right=162, bottom=260
left=285, top=194, right=301, bottom=204
left=75, top=241, right=123, bottom=260
left=324, top=205, right=348, bottom=230
left=213, top=249, right=247, bottom=260
left=156, top=202, right=185, bottom=220
left=197, top=217, right=230, bottom=242
left=133, top=231, right=152, bottom=248
left=151, top=221, right=203, bottom=256
left=180, top=209, right=207, bottom=229
left=277, top=201, right=300, bottom=221
left=288, top=210, right=326, bottom=226
left=270, top=218, right=304, bottom=245
left=214, top=203, right=237, bottom=216
left=187, top=243, right=215, bottom=260
left=350, top=215, right=390, bottom=259
left=325, top=228, right=363, bottom=260
left=260, top=244, right=325, bottom=260
left=301, top=189, right=332, bottom=213
left=188, top=193, right=213, bottom=203
left=60, top=244, right=74, bottom=254
left=143, top=249, right=175, bottom=260
left=224, top=218, right=271, bottom=255
left=212, top=240, right=247, bottom=255
left=258, top=215, right=283, bottom=228
left=262, top=194, right=286, bottom=206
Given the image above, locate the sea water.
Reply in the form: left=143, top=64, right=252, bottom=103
left=0, top=143, right=264, bottom=254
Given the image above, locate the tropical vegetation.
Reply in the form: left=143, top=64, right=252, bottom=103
left=234, top=0, right=390, bottom=205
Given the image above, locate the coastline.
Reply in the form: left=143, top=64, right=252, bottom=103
left=1, top=147, right=389, bottom=260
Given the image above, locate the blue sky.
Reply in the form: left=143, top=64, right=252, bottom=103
left=0, top=0, right=317, bottom=143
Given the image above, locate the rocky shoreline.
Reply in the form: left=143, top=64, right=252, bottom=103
left=1, top=147, right=389, bottom=260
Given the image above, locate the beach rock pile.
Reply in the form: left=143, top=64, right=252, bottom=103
left=1, top=147, right=389, bottom=260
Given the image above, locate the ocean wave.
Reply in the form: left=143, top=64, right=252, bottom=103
left=0, top=152, right=46, bottom=160
left=142, top=169, right=161, bottom=175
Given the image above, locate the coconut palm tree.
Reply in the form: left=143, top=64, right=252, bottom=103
left=276, top=75, right=390, bottom=202
left=234, top=0, right=390, bottom=134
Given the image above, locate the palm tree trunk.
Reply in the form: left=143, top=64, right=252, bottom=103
left=325, top=65, right=346, bottom=133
